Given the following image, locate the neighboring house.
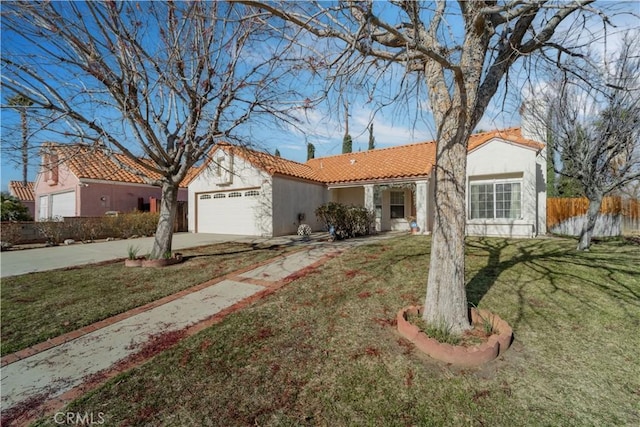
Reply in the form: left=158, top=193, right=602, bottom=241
left=35, top=144, right=193, bottom=220
left=188, top=127, right=547, bottom=238
left=8, top=181, right=35, bottom=219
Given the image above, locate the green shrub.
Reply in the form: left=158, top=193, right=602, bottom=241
left=103, top=212, right=159, bottom=238
left=315, top=202, right=374, bottom=240
left=1, top=193, right=32, bottom=221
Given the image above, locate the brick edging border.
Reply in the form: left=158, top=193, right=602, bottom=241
left=5, top=248, right=343, bottom=427
left=1, top=246, right=311, bottom=367
left=396, top=306, right=513, bottom=367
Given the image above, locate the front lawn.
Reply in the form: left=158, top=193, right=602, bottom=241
left=33, top=236, right=640, bottom=426
left=1, top=241, right=293, bottom=356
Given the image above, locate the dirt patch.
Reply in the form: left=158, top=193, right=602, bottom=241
left=124, top=330, right=187, bottom=364
left=1, top=391, right=53, bottom=426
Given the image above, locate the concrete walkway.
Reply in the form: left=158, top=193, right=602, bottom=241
left=0, top=232, right=398, bottom=421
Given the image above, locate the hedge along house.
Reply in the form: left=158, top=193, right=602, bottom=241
left=189, top=127, right=547, bottom=238
left=34, top=144, right=194, bottom=220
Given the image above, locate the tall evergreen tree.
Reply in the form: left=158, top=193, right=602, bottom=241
left=307, top=142, right=315, bottom=160
left=557, top=125, right=586, bottom=198
left=368, top=123, right=375, bottom=150
left=342, top=134, right=352, bottom=154
left=274, top=148, right=281, bottom=157
left=342, top=100, right=352, bottom=153
left=546, top=136, right=556, bottom=197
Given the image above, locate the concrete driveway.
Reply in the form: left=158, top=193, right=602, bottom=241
left=0, top=233, right=289, bottom=278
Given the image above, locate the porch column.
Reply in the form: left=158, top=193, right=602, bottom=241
left=415, top=180, right=428, bottom=234
left=364, top=184, right=375, bottom=212
left=364, top=184, right=375, bottom=232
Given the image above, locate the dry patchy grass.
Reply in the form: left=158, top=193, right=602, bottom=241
left=31, top=236, right=640, bottom=426
left=1, top=242, right=292, bottom=356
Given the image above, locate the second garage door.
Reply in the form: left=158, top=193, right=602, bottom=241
left=51, top=191, right=76, bottom=218
left=197, top=188, right=264, bottom=236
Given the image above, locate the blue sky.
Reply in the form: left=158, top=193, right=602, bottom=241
left=1, top=1, right=638, bottom=192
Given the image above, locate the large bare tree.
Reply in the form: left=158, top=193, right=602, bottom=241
left=1, top=1, right=306, bottom=258
left=243, top=0, right=619, bottom=332
left=534, top=35, right=640, bottom=250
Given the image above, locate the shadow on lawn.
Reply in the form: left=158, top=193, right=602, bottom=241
left=465, top=237, right=640, bottom=328
left=180, top=242, right=286, bottom=262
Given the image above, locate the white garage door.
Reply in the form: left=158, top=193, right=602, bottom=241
left=51, top=191, right=76, bottom=218
left=197, top=188, right=264, bottom=235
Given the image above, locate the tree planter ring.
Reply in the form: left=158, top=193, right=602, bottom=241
left=124, top=258, right=144, bottom=267
left=397, top=306, right=513, bottom=367
left=125, top=253, right=183, bottom=268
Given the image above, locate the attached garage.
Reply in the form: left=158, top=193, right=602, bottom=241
left=196, top=188, right=264, bottom=236
left=50, top=191, right=76, bottom=218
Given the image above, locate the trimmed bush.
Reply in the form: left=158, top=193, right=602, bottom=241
left=35, top=217, right=67, bottom=245
left=27, top=212, right=161, bottom=245
left=315, top=202, right=374, bottom=240
left=104, top=211, right=160, bottom=238
left=1, top=222, right=23, bottom=246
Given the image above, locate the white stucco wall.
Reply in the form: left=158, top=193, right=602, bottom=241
left=535, top=147, right=547, bottom=235
left=188, top=148, right=272, bottom=234
left=331, top=187, right=364, bottom=205
left=271, top=176, right=328, bottom=236
left=466, top=138, right=545, bottom=237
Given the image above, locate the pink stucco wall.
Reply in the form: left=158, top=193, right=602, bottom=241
left=35, top=162, right=187, bottom=218
left=23, top=201, right=36, bottom=219
left=77, top=182, right=187, bottom=216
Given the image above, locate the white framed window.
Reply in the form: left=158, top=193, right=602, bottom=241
left=228, top=192, right=242, bottom=198
left=390, top=191, right=405, bottom=219
left=199, top=194, right=212, bottom=200
left=244, top=190, right=260, bottom=197
left=213, top=193, right=226, bottom=199
left=469, top=179, right=522, bottom=220
left=215, top=156, right=225, bottom=177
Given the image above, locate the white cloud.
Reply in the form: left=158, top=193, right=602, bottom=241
left=279, top=103, right=436, bottom=156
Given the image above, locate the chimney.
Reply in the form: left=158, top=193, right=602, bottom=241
left=520, top=100, right=547, bottom=143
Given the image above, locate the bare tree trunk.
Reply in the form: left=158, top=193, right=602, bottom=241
left=150, top=182, right=179, bottom=259
left=577, top=195, right=603, bottom=251
left=423, top=119, right=472, bottom=334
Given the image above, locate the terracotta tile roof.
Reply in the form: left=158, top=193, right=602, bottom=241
left=467, top=127, right=544, bottom=151
left=307, top=141, right=436, bottom=184
left=199, top=128, right=543, bottom=185
left=8, top=181, right=35, bottom=201
left=306, top=127, right=543, bottom=184
left=44, top=144, right=194, bottom=187
left=217, top=143, right=319, bottom=182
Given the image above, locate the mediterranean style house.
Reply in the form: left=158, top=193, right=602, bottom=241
left=34, top=144, right=191, bottom=220
left=188, top=127, right=547, bottom=238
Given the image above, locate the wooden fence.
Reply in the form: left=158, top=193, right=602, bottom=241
left=547, top=196, right=639, bottom=233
